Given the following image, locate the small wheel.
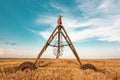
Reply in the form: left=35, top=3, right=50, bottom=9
left=80, top=64, right=97, bottom=71
left=18, top=62, right=37, bottom=72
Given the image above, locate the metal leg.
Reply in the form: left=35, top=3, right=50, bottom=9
left=61, top=28, right=82, bottom=66
left=34, top=26, right=58, bottom=64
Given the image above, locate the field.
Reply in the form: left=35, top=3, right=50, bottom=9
left=0, top=58, right=120, bottom=80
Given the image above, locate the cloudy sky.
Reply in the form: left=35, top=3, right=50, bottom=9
left=0, top=0, right=120, bottom=59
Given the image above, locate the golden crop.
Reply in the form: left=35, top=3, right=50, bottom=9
left=0, top=58, right=120, bottom=80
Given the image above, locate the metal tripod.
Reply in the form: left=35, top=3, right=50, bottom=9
left=34, top=15, right=82, bottom=66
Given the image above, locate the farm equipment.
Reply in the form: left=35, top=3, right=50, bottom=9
left=18, top=15, right=97, bottom=72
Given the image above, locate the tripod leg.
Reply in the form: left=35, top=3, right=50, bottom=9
left=61, top=26, right=82, bottom=66
left=34, top=26, right=58, bottom=64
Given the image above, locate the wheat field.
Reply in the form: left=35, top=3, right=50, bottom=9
left=0, top=58, right=120, bottom=80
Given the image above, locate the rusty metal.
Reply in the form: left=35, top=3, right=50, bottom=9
left=34, top=15, right=82, bottom=66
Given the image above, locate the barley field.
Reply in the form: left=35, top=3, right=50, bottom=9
left=0, top=58, right=120, bottom=80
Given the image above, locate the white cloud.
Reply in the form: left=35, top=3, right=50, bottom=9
left=98, top=0, right=120, bottom=14
left=50, top=2, right=68, bottom=13
left=35, top=14, right=120, bottom=42
left=32, top=0, right=120, bottom=43
left=76, top=0, right=120, bottom=16
left=39, top=31, right=51, bottom=40
left=98, top=0, right=111, bottom=10
left=76, top=0, right=101, bottom=16
left=35, top=15, right=57, bottom=27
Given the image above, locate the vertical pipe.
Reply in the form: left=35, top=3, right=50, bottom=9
left=56, top=25, right=61, bottom=59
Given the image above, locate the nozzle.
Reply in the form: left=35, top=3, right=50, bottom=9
left=58, top=15, right=62, bottom=25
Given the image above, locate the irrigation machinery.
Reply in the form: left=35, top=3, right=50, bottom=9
left=18, top=15, right=97, bottom=72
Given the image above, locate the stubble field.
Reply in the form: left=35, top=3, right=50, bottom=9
left=0, top=58, right=120, bottom=80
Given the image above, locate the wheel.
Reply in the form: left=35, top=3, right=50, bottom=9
left=18, top=62, right=37, bottom=72
left=80, top=64, right=97, bottom=71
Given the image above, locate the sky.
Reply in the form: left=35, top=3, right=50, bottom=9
left=0, top=0, right=120, bottom=59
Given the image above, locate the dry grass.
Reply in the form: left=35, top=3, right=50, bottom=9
left=0, top=58, right=120, bottom=80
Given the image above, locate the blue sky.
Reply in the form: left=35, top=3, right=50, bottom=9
left=0, top=0, right=120, bottom=59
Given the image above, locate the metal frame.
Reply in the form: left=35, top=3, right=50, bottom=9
left=34, top=15, right=82, bottom=66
